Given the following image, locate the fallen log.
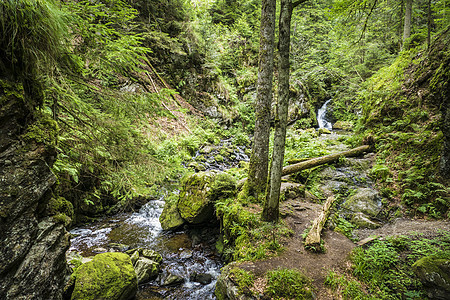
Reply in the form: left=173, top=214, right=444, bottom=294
left=282, top=144, right=371, bottom=176
left=304, top=195, right=336, bottom=248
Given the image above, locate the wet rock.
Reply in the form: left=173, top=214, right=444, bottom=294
left=280, top=182, right=305, bottom=199
left=413, top=257, right=450, bottom=299
left=351, top=212, right=382, bottom=229
left=108, top=243, right=130, bottom=252
left=191, top=272, right=213, bottom=285
left=130, top=250, right=139, bottom=265
left=161, top=273, right=185, bottom=286
left=0, top=81, right=69, bottom=300
left=159, top=198, right=186, bottom=230
left=318, top=128, right=332, bottom=134
left=71, top=252, right=137, bottom=300
left=141, top=249, right=163, bottom=264
left=134, top=257, right=160, bottom=284
left=215, top=264, right=253, bottom=300
left=188, top=161, right=206, bottom=172
left=200, top=146, right=215, bottom=154
left=342, top=188, right=382, bottom=217
left=180, top=249, right=193, bottom=259
left=92, top=247, right=108, bottom=253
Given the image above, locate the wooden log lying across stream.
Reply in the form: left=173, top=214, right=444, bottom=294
left=281, top=144, right=371, bottom=176
left=304, top=195, right=336, bottom=247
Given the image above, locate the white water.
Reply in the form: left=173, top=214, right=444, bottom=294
left=317, top=99, right=333, bottom=130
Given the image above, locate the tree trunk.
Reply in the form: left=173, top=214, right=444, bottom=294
left=263, top=0, right=293, bottom=222
left=247, top=0, right=277, bottom=196
left=304, top=196, right=336, bottom=247
left=427, top=0, right=431, bottom=50
left=403, top=0, right=412, bottom=45
left=282, top=145, right=371, bottom=176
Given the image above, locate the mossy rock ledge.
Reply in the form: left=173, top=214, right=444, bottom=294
left=412, top=256, right=450, bottom=300
left=71, top=252, right=137, bottom=300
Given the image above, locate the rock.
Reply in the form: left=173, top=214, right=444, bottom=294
left=413, top=257, right=450, bottom=299
left=280, top=182, right=305, bottom=199
left=178, top=172, right=216, bottom=224
left=351, top=212, right=382, bottom=229
left=141, top=249, right=163, bottom=264
left=188, top=161, right=206, bottom=172
left=129, top=250, right=140, bottom=265
left=159, top=198, right=186, bottom=230
left=333, top=121, right=353, bottom=131
left=108, top=243, right=130, bottom=252
left=342, top=188, right=382, bottom=217
left=134, top=257, right=160, bottom=284
left=200, top=145, right=215, bottom=154
left=318, top=128, right=332, bottom=134
left=92, top=247, right=108, bottom=253
left=215, top=154, right=224, bottom=162
left=191, top=272, right=213, bottom=285
left=215, top=264, right=253, bottom=300
left=0, top=80, right=69, bottom=300
left=180, top=249, right=193, bottom=259
left=160, top=273, right=185, bottom=286
left=71, top=252, right=137, bottom=300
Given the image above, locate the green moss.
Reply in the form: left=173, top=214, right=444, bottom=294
left=22, top=114, right=58, bottom=147
left=265, top=268, right=314, bottom=300
left=0, top=79, right=24, bottom=104
left=230, top=268, right=255, bottom=295
left=215, top=154, right=224, bottom=162
left=71, top=252, right=137, bottom=300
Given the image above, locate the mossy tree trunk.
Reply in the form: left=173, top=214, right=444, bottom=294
left=403, top=0, right=412, bottom=46
left=247, top=0, right=277, bottom=196
left=263, top=0, right=292, bottom=222
left=262, top=0, right=308, bottom=222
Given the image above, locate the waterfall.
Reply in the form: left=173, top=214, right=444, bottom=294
left=317, top=99, right=333, bottom=130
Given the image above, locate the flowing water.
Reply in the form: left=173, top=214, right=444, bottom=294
left=317, top=99, right=333, bottom=130
left=69, top=195, right=222, bottom=299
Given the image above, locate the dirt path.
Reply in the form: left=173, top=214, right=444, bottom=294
left=239, top=198, right=450, bottom=299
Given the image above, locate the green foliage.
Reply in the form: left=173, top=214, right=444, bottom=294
left=325, top=271, right=375, bottom=299
left=228, top=268, right=255, bottom=295
left=0, top=0, right=70, bottom=105
left=265, top=268, right=314, bottom=300
left=351, top=232, right=450, bottom=299
left=215, top=197, right=292, bottom=261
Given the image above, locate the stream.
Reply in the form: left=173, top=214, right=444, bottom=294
left=317, top=99, right=333, bottom=130
left=69, top=195, right=222, bottom=299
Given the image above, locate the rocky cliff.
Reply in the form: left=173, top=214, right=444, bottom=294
left=0, top=80, right=69, bottom=299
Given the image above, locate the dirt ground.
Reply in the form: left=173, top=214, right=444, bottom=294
left=238, top=197, right=450, bottom=299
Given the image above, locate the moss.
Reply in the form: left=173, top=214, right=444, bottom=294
left=71, top=252, right=137, bottom=300
left=215, top=154, right=224, bottom=162
left=265, top=268, right=314, bottom=299
left=22, top=113, right=58, bottom=147
left=0, top=79, right=24, bottom=104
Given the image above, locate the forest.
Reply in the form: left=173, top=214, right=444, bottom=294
left=0, top=0, right=449, bottom=299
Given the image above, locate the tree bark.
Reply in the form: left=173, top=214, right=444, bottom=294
left=403, top=0, right=412, bottom=46
left=282, top=145, right=371, bottom=176
left=304, top=196, right=336, bottom=247
left=263, top=0, right=293, bottom=222
left=247, top=0, right=277, bottom=196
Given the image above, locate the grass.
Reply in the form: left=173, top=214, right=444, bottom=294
left=265, top=268, right=314, bottom=300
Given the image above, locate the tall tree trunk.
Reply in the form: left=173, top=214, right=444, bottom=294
left=262, top=0, right=292, bottom=222
left=427, top=0, right=431, bottom=49
left=403, top=0, right=412, bottom=46
left=247, top=0, right=276, bottom=196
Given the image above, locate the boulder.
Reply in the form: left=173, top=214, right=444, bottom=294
left=159, top=198, right=186, bottom=230
left=191, top=272, right=213, bottom=285
left=413, top=257, right=450, bottom=300
left=333, top=121, right=353, bottom=131
left=342, top=188, right=382, bottom=217
left=318, top=128, right=332, bottom=134
left=351, top=212, right=382, bottom=229
left=134, top=257, right=160, bottom=284
left=178, top=172, right=216, bottom=224
left=71, top=252, right=137, bottom=300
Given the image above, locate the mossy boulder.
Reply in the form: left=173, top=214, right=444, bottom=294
left=178, top=172, right=216, bottom=224
left=71, top=252, right=137, bottom=300
left=333, top=121, right=353, bottom=131
left=178, top=171, right=237, bottom=225
left=318, top=128, right=332, bottom=134
left=351, top=212, right=382, bottom=229
left=159, top=198, right=186, bottom=230
left=413, top=256, right=450, bottom=299
left=342, top=188, right=382, bottom=217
